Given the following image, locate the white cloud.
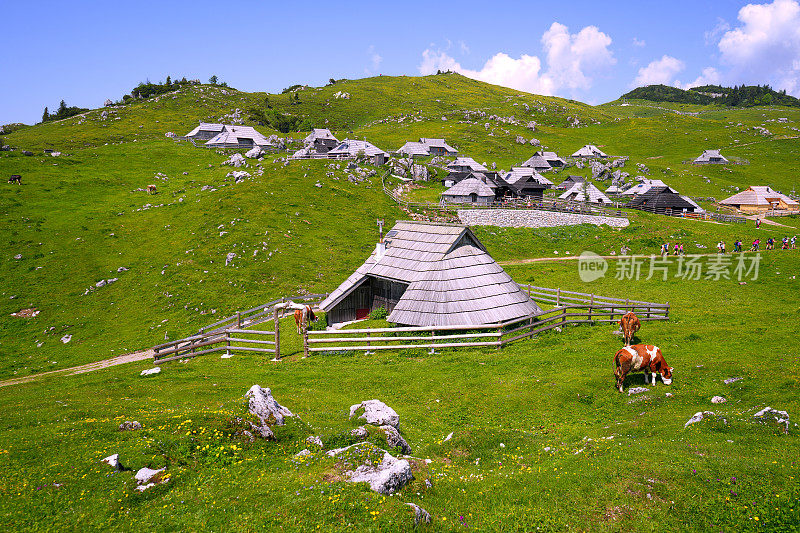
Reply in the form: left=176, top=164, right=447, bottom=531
left=365, top=45, right=382, bottom=75
left=705, top=18, right=731, bottom=46
left=417, top=22, right=615, bottom=96
left=633, top=55, right=685, bottom=87
left=678, top=67, right=722, bottom=89
left=717, top=0, right=800, bottom=94
left=632, top=37, right=646, bottom=48
left=459, top=40, right=470, bottom=54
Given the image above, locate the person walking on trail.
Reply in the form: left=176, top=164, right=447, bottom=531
left=766, top=237, right=775, bottom=250
left=679, top=243, right=684, bottom=255
left=792, top=236, right=797, bottom=250
left=673, top=243, right=679, bottom=255
left=756, top=218, right=761, bottom=229
left=720, top=241, right=726, bottom=254
left=782, top=236, right=789, bottom=250
left=751, top=239, right=760, bottom=252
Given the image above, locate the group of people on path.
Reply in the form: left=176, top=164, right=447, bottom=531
left=659, top=235, right=796, bottom=255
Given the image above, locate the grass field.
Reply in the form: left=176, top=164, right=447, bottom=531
left=1, top=74, right=799, bottom=531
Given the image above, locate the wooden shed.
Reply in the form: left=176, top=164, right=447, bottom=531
left=319, top=221, right=542, bottom=327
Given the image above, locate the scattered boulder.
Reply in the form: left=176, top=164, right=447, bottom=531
left=13, top=254, right=22, bottom=260
left=246, top=385, right=294, bottom=427
left=685, top=411, right=715, bottom=428
left=306, top=435, right=323, bottom=448
left=101, top=454, right=123, bottom=471
left=405, top=503, right=431, bottom=525
left=336, top=443, right=413, bottom=495
left=350, top=426, right=369, bottom=439
left=119, top=421, right=142, bottom=431
left=223, top=153, right=246, bottom=167
left=724, top=377, right=743, bottom=384
left=134, top=467, right=166, bottom=492
left=165, top=132, right=177, bottom=138
left=379, top=425, right=412, bottom=454
left=245, top=146, right=264, bottom=159
left=295, top=449, right=311, bottom=457
left=225, top=252, right=236, bottom=266
left=711, top=396, right=727, bottom=404
left=140, top=367, right=161, bottom=376
left=529, top=138, right=540, bottom=146
left=60, top=334, right=72, bottom=344
left=754, top=407, right=790, bottom=433
left=443, top=432, right=453, bottom=442
left=515, top=135, right=526, bottom=144
left=350, top=400, right=400, bottom=428
left=628, top=387, right=649, bottom=396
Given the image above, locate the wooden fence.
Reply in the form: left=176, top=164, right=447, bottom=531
left=152, top=294, right=328, bottom=364
left=306, top=286, right=668, bottom=354
left=152, top=287, right=669, bottom=364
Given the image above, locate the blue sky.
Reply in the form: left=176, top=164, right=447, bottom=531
left=3, top=0, right=800, bottom=125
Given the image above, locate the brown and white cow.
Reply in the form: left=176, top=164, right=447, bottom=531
left=147, top=184, right=157, bottom=195
left=294, top=305, right=317, bottom=334
left=619, top=311, right=640, bottom=346
left=614, top=344, right=673, bottom=392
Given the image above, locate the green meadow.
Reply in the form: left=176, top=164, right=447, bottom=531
left=0, top=74, right=798, bottom=531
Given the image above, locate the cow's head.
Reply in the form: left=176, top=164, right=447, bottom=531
left=662, top=366, right=673, bottom=385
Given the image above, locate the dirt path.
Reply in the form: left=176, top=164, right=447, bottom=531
left=0, top=349, right=153, bottom=388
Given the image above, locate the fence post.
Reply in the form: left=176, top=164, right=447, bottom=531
left=589, top=294, right=594, bottom=322
left=225, top=331, right=231, bottom=357
left=665, top=302, right=669, bottom=320
left=237, top=311, right=241, bottom=328
left=302, top=322, right=309, bottom=358
left=556, top=288, right=561, bottom=307
left=273, top=306, right=281, bottom=360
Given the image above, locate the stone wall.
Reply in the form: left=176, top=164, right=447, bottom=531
left=457, top=209, right=629, bottom=229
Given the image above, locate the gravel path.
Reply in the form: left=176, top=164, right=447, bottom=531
left=0, top=349, right=153, bottom=388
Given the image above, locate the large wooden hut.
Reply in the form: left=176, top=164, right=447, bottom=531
left=319, top=221, right=542, bottom=327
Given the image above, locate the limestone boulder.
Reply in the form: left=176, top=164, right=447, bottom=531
left=349, top=400, right=399, bottom=428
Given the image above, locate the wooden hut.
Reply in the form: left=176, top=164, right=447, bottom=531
left=501, top=167, right=553, bottom=199
left=204, top=126, right=273, bottom=149
left=555, top=175, right=584, bottom=191
left=441, top=178, right=495, bottom=205
left=304, top=129, right=340, bottom=153
left=693, top=149, right=729, bottom=165
left=185, top=123, right=227, bottom=141
left=720, top=186, right=799, bottom=213
left=559, top=182, right=612, bottom=204
left=571, top=145, right=608, bottom=158
left=327, top=139, right=389, bottom=165
left=319, top=221, right=542, bottom=327
left=626, top=186, right=699, bottom=213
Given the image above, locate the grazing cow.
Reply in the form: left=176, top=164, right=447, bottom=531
left=294, top=305, right=317, bottom=334
left=147, top=184, right=157, bottom=195
left=619, top=311, right=640, bottom=346
left=614, top=344, right=673, bottom=392
left=8, top=174, right=21, bottom=184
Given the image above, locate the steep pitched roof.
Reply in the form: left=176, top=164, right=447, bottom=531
left=693, top=149, right=729, bottom=164
left=185, top=123, right=226, bottom=137
left=520, top=154, right=552, bottom=170
left=397, top=141, right=429, bottom=157
left=571, top=144, right=608, bottom=158
left=621, top=179, right=670, bottom=196
left=442, top=177, right=495, bottom=198
left=626, top=186, right=696, bottom=211
left=720, top=186, right=799, bottom=207
left=420, top=138, right=458, bottom=153
left=534, top=151, right=567, bottom=166
left=559, top=182, right=611, bottom=204
left=328, top=139, right=389, bottom=158
left=205, top=125, right=272, bottom=146
left=319, top=221, right=542, bottom=327
left=447, top=157, right=488, bottom=172
left=555, top=175, right=584, bottom=190
left=503, top=167, right=553, bottom=187
left=304, top=128, right=338, bottom=143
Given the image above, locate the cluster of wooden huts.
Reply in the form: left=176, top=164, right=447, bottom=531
left=185, top=123, right=275, bottom=149
left=291, top=128, right=390, bottom=165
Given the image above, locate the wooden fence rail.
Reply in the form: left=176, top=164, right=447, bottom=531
left=152, top=287, right=669, bottom=364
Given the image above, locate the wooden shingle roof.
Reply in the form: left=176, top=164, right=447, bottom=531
left=319, top=221, right=541, bottom=327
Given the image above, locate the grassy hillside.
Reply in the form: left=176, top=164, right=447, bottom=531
left=1, top=74, right=799, bottom=531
